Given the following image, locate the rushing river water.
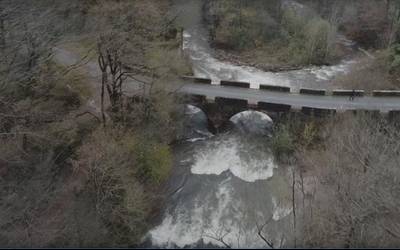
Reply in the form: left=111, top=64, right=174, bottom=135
left=182, top=30, right=356, bottom=91
left=148, top=106, right=294, bottom=248
left=147, top=0, right=357, bottom=248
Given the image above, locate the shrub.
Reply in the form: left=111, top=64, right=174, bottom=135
left=281, top=9, right=338, bottom=65
left=301, top=121, right=319, bottom=148
left=304, top=18, right=337, bottom=65
left=334, top=51, right=395, bottom=90
left=271, top=124, right=295, bottom=162
left=134, top=141, right=172, bottom=184
left=389, top=43, right=400, bottom=75
left=146, top=47, right=192, bottom=77
left=208, top=1, right=340, bottom=66
left=281, top=9, right=307, bottom=37
left=77, top=128, right=152, bottom=246
left=211, top=0, right=280, bottom=50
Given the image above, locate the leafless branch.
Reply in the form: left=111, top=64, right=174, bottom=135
left=256, top=216, right=274, bottom=248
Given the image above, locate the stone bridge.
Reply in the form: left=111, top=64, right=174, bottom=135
left=178, top=76, right=400, bottom=128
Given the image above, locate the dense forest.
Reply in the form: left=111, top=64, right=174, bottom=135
left=205, top=0, right=400, bottom=89
left=0, top=0, right=187, bottom=246
left=1, top=0, right=400, bottom=248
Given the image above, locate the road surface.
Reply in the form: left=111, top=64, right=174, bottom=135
left=179, top=83, right=400, bottom=113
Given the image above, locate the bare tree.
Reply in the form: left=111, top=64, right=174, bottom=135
left=299, top=113, right=400, bottom=248
left=203, top=230, right=232, bottom=248
left=256, top=216, right=275, bottom=248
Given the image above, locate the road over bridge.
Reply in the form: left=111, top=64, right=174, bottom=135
left=178, top=77, right=400, bottom=114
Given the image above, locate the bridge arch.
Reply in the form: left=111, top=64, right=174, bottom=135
left=229, top=110, right=274, bottom=135
left=183, top=104, right=216, bottom=137
left=184, top=104, right=206, bottom=117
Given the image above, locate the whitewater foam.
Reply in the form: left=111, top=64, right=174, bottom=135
left=148, top=178, right=273, bottom=248
left=272, top=197, right=292, bottom=221
left=230, top=111, right=273, bottom=123
left=186, top=137, right=208, bottom=142
left=185, top=104, right=203, bottom=115
left=190, top=136, right=277, bottom=182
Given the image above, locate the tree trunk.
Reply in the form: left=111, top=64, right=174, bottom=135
left=101, top=71, right=107, bottom=127
left=22, top=134, right=27, bottom=151
left=0, top=18, right=5, bottom=51
left=292, top=169, right=297, bottom=247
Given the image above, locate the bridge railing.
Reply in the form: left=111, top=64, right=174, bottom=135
left=372, top=90, right=400, bottom=97
left=332, top=89, right=365, bottom=97
left=181, top=75, right=400, bottom=97
left=299, top=88, right=326, bottom=95
left=220, top=80, right=250, bottom=88
left=181, top=75, right=212, bottom=84
left=260, top=84, right=291, bottom=92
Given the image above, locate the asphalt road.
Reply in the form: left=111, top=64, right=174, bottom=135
left=179, top=83, right=400, bottom=113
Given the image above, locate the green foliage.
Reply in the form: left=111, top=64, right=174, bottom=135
left=134, top=141, right=172, bottom=184
left=208, top=1, right=339, bottom=66
left=146, top=46, right=192, bottom=77
left=271, top=124, right=295, bottom=161
left=281, top=10, right=337, bottom=65
left=281, top=9, right=307, bottom=37
left=76, top=128, right=173, bottom=244
left=77, top=128, right=151, bottom=246
left=211, top=0, right=280, bottom=50
left=304, top=18, right=337, bottom=64
left=6, top=62, right=91, bottom=114
left=301, top=121, right=319, bottom=148
left=389, top=43, right=400, bottom=71
left=271, top=114, right=324, bottom=163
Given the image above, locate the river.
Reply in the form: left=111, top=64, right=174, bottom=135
left=146, top=0, right=356, bottom=248
left=148, top=106, right=294, bottom=248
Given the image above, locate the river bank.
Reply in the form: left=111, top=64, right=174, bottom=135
left=211, top=45, right=355, bottom=73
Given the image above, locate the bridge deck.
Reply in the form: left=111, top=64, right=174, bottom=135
left=179, top=83, right=400, bottom=113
